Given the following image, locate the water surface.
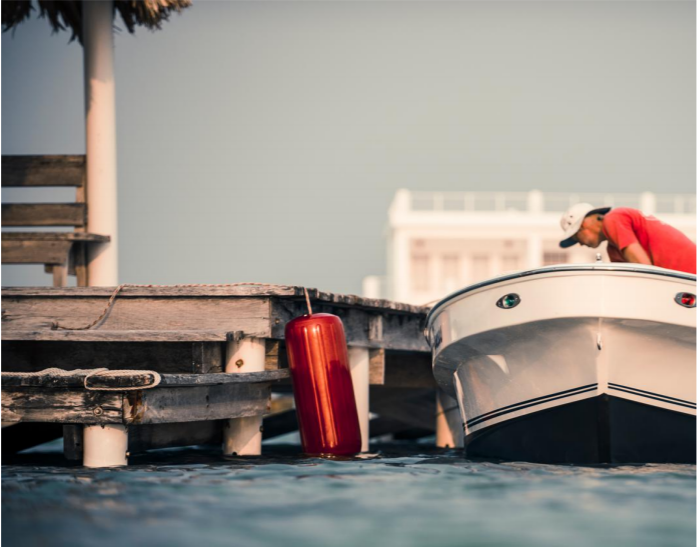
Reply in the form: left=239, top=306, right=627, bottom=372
left=3, top=443, right=695, bottom=547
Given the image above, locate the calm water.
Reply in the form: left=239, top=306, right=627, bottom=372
left=2, top=443, right=696, bottom=547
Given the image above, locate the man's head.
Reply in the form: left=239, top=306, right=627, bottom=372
left=559, top=203, right=611, bottom=249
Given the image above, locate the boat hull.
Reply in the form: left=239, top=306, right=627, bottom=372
left=466, top=395, right=696, bottom=464
left=426, top=265, right=697, bottom=464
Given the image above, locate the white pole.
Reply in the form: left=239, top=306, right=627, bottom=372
left=83, top=1, right=119, bottom=286
left=348, top=346, right=370, bottom=452
left=436, top=391, right=464, bottom=448
left=223, top=337, right=266, bottom=456
left=83, top=424, right=128, bottom=467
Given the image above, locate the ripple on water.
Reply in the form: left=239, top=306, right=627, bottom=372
left=2, top=445, right=695, bottom=547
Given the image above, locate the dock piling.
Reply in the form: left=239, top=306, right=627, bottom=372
left=348, top=347, right=370, bottom=452
left=83, top=424, right=128, bottom=467
left=223, top=336, right=266, bottom=456
left=435, top=391, right=464, bottom=449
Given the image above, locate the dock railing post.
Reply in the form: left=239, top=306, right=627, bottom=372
left=435, top=391, right=464, bottom=449
left=83, top=424, right=128, bottom=467
left=348, top=347, right=370, bottom=452
left=223, top=336, right=266, bottom=456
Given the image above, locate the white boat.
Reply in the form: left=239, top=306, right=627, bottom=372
left=425, top=263, right=696, bottom=464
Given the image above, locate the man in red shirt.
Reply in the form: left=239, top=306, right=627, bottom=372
left=559, top=203, right=696, bottom=274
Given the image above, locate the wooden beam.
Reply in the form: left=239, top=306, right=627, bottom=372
left=123, top=383, right=272, bottom=425
left=2, top=232, right=109, bottom=242
left=2, top=155, right=86, bottom=187
left=2, top=239, right=73, bottom=265
left=264, top=339, right=288, bottom=370
left=1, top=296, right=272, bottom=339
left=1, top=369, right=288, bottom=388
left=2, top=204, right=86, bottom=227
left=73, top=242, right=89, bottom=286
left=1, top=330, right=236, bottom=342
left=192, top=342, right=224, bottom=374
left=52, top=263, right=68, bottom=287
left=369, top=348, right=385, bottom=385
left=1, top=285, right=429, bottom=315
left=271, top=299, right=429, bottom=351
left=2, top=341, right=223, bottom=374
left=2, top=388, right=122, bottom=424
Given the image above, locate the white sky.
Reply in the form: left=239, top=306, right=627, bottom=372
left=2, top=1, right=695, bottom=293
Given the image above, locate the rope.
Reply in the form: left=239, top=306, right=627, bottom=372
left=1, top=368, right=161, bottom=391
left=84, top=369, right=161, bottom=391
left=51, top=282, right=294, bottom=331
left=303, top=287, right=313, bottom=315
left=2, top=367, right=105, bottom=377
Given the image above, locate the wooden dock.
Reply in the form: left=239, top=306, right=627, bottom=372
left=2, top=285, right=460, bottom=465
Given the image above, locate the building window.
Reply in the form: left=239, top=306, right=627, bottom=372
left=441, top=255, right=460, bottom=292
left=502, top=255, right=519, bottom=273
left=471, top=255, right=490, bottom=282
left=543, top=252, right=568, bottom=266
left=411, top=255, right=430, bottom=291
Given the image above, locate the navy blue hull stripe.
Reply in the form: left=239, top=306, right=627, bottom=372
left=466, top=385, right=598, bottom=428
left=608, top=383, right=696, bottom=407
left=609, top=386, right=696, bottom=410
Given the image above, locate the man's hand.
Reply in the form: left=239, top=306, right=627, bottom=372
left=622, top=242, right=652, bottom=265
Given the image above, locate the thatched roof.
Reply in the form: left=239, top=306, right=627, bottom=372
left=2, top=0, right=191, bottom=44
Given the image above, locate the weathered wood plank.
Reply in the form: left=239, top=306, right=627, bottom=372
left=2, top=155, right=86, bottom=187
left=158, top=370, right=289, bottom=386
left=264, top=339, right=288, bottom=370
left=2, top=204, right=86, bottom=227
left=192, top=342, right=224, bottom=374
left=2, top=232, right=109, bottom=242
left=271, top=300, right=429, bottom=351
left=2, top=389, right=123, bottom=424
left=73, top=242, right=88, bottom=286
left=2, top=341, right=214, bottom=373
left=1, top=330, right=234, bottom=342
left=123, top=383, right=271, bottom=424
left=63, top=425, right=83, bottom=460
left=1, top=239, right=73, bottom=264
left=1, top=296, right=271, bottom=338
left=52, top=263, right=68, bottom=287
left=1, top=371, right=159, bottom=389
left=369, top=348, right=385, bottom=385
left=0, top=286, right=429, bottom=314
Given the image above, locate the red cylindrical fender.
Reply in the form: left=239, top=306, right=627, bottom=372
left=285, top=313, right=361, bottom=456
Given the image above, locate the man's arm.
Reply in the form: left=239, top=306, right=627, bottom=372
left=621, top=242, right=652, bottom=265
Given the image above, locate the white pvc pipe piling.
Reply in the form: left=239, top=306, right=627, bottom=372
left=223, top=336, right=266, bottom=456
left=83, top=0, right=119, bottom=286
left=348, top=346, right=370, bottom=452
left=436, top=391, right=464, bottom=449
left=83, top=424, right=128, bottom=467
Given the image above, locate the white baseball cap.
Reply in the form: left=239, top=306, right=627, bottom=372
left=559, top=203, right=611, bottom=248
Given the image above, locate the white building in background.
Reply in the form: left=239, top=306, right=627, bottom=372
left=363, top=190, right=696, bottom=306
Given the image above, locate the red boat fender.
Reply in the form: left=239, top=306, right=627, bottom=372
left=285, top=312, right=361, bottom=456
